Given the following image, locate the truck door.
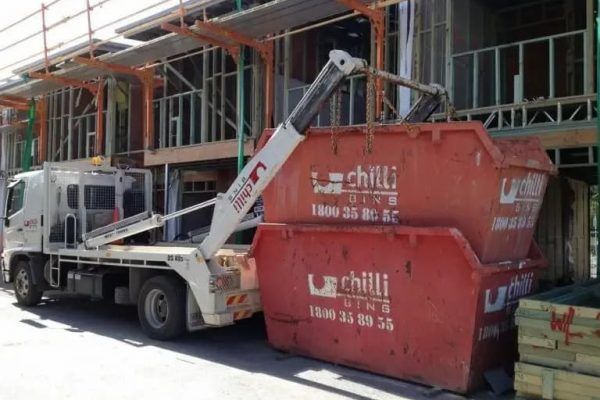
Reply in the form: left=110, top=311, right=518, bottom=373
left=4, top=180, right=26, bottom=249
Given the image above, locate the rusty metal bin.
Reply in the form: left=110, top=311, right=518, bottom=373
left=259, top=121, right=555, bottom=263
left=251, top=223, right=547, bottom=393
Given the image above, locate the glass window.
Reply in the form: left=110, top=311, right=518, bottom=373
left=6, top=181, right=25, bottom=218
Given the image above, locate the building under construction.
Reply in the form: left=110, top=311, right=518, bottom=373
left=0, top=0, right=596, bottom=285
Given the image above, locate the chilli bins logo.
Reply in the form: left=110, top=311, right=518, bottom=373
left=310, top=165, right=397, bottom=196
left=308, top=271, right=390, bottom=300
left=484, top=272, right=534, bottom=314
left=229, top=161, right=267, bottom=213
left=499, top=172, right=546, bottom=205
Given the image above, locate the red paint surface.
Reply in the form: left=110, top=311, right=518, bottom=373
left=251, top=224, right=546, bottom=393
left=259, top=122, right=555, bottom=263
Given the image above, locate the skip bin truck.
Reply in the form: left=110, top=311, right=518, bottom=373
left=1, top=50, right=447, bottom=339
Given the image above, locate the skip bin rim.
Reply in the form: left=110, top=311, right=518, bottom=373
left=251, top=223, right=547, bottom=273
left=257, top=121, right=556, bottom=174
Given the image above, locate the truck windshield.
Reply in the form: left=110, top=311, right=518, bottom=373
left=6, top=180, right=25, bottom=218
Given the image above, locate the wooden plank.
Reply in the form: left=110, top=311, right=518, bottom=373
left=516, top=363, right=600, bottom=389
left=518, top=344, right=576, bottom=362
left=515, top=373, right=600, bottom=398
left=520, top=334, right=557, bottom=349
left=542, top=368, right=555, bottom=400
left=536, top=177, right=561, bottom=283
left=515, top=381, right=595, bottom=400
left=516, top=316, right=600, bottom=339
left=568, top=178, right=590, bottom=282
left=548, top=176, right=560, bottom=283
left=536, top=128, right=597, bottom=149
left=143, top=139, right=255, bottom=166
left=518, top=300, right=600, bottom=321
left=520, top=326, right=600, bottom=349
left=516, top=308, right=600, bottom=329
left=521, top=353, right=600, bottom=377
left=556, top=180, right=565, bottom=283
left=557, top=342, right=600, bottom=357
left=576, top=353, right=600, bottom=366
left=577, top=178, right=587, bottom=282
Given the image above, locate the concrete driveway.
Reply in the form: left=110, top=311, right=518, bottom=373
left=0, top=282, right=498, bottom=400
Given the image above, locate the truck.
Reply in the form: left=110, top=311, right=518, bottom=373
left=1, top=50, right=447, bottom=340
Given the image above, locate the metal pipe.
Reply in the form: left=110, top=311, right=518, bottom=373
left=596, top=0, right=600, bottom=278
left=452, top=29, right=586, bottom=59
left=86, top=0, right=95, bottom=58
left=0, top=0, right=111, bottom=55
left=235, top=0, right=245, bottom=175
left=22, top=100, right=36, bottom=172
left=41, top=3, right=50, bottom=73
left=549, top=38, right=555, bottom=98
left=234, top=0, right=244, bottom=245
left=0, top=0, right=172, bottom=72
left=95, top=80, right=105, bottom=155
left=160, top=197, right=217, bottom=222
left=358, top=65, right=445, bottom=97
left=0, top=0, right=62, bottom=34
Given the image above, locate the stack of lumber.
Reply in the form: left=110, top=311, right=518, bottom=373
left=515, top=280, right=600, bottom=400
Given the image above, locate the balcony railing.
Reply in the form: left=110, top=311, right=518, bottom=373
left=450, top=30, right=591, bottom=111
left=432, top=29, right=597, bottom=133
left=432, top=94, right=597, bottom=133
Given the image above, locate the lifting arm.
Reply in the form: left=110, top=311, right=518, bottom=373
left=198, top=50, right=366, bottom=259
left=82, top=50, right=365, bottom=250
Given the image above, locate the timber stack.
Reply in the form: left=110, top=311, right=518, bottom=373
left=515, top=280, right=600, bottom=400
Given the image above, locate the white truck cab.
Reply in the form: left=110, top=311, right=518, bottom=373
left=3, top=170, right=44, bottom=272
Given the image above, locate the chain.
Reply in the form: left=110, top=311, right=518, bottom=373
left=446, top=99, right=458, bottom=121
left=383, top=95, right=399, bottom=120
left=365, top=71, right=376, bottom=154
left=329, top=88, right=342, bottom=154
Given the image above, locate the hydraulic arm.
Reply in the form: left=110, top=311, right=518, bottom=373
left=83, top=50, right=366, bottom=251
left=198, top=50, right=366, bottom=259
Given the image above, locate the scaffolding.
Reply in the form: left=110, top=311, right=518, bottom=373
left=0, top=0, right=598, bottom=281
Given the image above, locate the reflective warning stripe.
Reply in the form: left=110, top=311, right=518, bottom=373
left=226, top=294, right=248, bottom=306
left=233, top=310, right=253, bottom=320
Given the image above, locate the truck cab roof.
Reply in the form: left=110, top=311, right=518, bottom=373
left=11, top=170, right=43, bottom=181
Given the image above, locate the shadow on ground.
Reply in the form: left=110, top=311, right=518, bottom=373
left=1, top=281, right=506, bottom=400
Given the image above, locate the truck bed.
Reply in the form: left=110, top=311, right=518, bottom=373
left=57, top=243, right=250, bottom=269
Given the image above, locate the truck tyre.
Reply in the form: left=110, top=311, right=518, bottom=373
left=14, top=261, right=43, bottom=306
left=138, top=275, right=186, bottom=340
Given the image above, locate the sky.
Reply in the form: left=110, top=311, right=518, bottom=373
left=0, top=0, right=184, bottom=82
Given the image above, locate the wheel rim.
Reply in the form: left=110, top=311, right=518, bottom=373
left=144, top=288, right=169, bottom=329
left=15, top=269, right=30, bottom=298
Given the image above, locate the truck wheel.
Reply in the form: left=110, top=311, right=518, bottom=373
left=138, top=275, right=186, bottom=340
left=14, top=261, right=43, bottom=306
